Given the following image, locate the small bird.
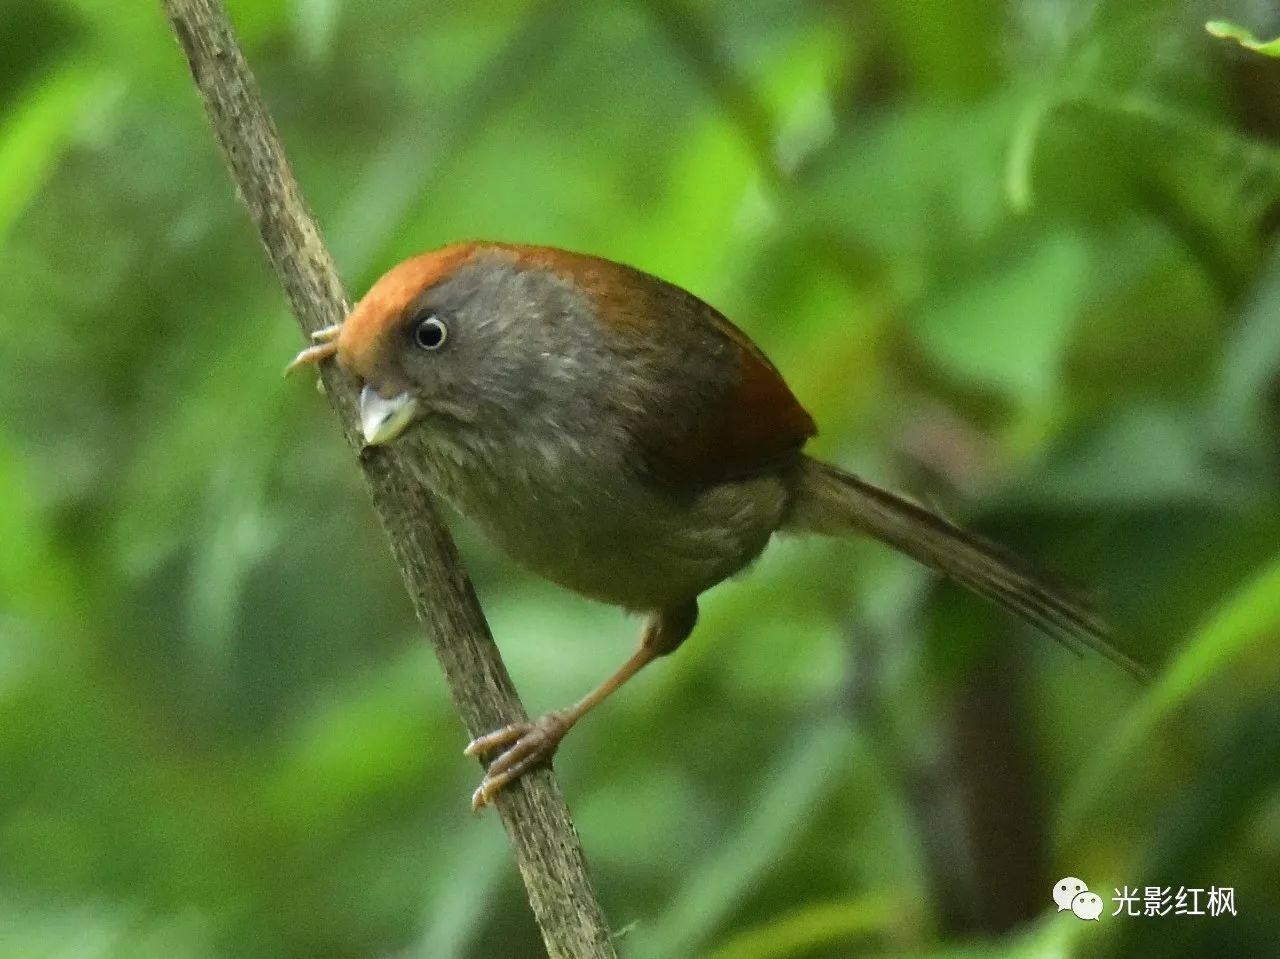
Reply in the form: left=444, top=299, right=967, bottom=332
left=290, top=242, right=1145, bottom=811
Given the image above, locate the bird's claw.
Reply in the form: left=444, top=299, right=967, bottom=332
left=464, top=711, right=572, bottom=812
left=285, top=324, right=343, bottom=376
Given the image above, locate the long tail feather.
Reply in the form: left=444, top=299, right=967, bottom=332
left=788, top=457, right=1148, bottom=680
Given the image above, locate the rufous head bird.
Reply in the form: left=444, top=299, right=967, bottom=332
left=291, top=241, right=1145, bottom=811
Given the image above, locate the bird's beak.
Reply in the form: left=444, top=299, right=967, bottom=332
left=359, top=385, right=418, bottom=446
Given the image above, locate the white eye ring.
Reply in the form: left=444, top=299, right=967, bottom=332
left=413, top=315, right=448, bottom=350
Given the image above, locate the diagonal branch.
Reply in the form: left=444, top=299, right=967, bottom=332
left=157, top=2, right=617, bottom=956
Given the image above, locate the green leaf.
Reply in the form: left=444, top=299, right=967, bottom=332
left=704, top=896, right=898, bottom=959
left=914, top=232, right=1090, bottom=404
left=1206, top=20, right=1280, bottom=57
left=0, top=63, right=99, bottom=245
left=629, top=719, right=855, bottom=959
left=0, top=432, right=76, bottom=622
left=1059, top=553, right=1280, bottom=842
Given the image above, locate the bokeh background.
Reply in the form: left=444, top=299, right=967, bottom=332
left=3, top=0, right=1280, bottom=956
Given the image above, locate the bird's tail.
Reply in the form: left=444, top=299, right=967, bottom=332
left=787, top=456, right=1147, bottom=680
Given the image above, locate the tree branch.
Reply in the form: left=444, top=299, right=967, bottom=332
left=158, top=2, right=617, bottom=955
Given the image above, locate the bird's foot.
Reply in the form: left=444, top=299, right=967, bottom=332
left=463, top=710, right=573, bottom=812
left=309, top=324, right=342, bottom=343
left=285, top=324, right=343, bottom=375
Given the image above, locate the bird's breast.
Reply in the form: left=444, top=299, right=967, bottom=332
left=401, top=425, right=790, bottom=610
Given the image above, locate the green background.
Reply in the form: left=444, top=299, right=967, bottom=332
left=2, top=1, right=1279, bottom=956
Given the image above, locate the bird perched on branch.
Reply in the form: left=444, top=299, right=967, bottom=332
left=290, top=241, right=1145, bottom=811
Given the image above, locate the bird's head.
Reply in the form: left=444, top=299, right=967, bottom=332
left=289, top=242, right=623, bottom=447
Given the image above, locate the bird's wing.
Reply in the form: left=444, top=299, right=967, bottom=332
left=627, top=288, right=817, bottom=488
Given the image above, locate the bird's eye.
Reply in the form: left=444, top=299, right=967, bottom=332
left=413, top=314, right=448, bottom=350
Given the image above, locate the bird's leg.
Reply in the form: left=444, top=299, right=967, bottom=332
left=465, top=600, right=698, bottom=811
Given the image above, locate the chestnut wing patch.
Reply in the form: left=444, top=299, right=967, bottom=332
left=637, top=297, right=816, bottom=489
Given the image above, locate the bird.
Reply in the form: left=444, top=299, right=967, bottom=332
left=289, top=241, right=1146, bottom=811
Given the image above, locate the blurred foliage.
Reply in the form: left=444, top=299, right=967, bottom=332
left=1207, top=19, right=1280, bottom=56
left=2, top=0, right=1280, bottom=957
